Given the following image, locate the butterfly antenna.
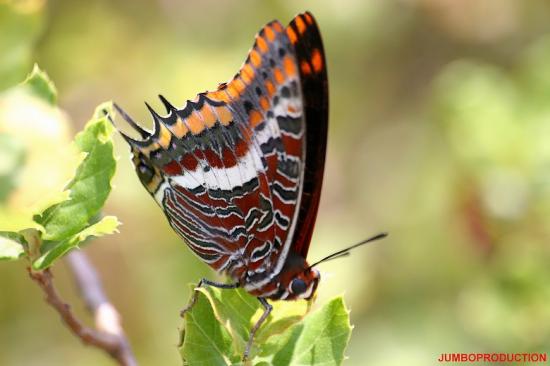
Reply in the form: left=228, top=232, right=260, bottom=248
left=308, top=232, right=388, bottom=269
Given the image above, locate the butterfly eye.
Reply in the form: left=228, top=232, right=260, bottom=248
left=290, top=278, right=307, bottom=295
left=137, top=163, right=154, bottom=184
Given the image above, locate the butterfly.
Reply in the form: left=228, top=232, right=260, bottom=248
left=113, top=11, right=386, bottom=360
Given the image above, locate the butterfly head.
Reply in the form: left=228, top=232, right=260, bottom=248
left=111, top=102, right=167, bottom=196
left=269, top=233, right=389, bottom=301
left=131, top=151, right=164, bottom=194
left=286, top=266, right=320, bottom=301
left=268, top=251, right=320, bottom=301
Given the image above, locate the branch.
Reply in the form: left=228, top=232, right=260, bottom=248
left=28, top=251, right=137, bottom=366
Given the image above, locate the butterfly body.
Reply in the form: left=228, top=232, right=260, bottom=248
left=117, top=12, right=327, bottom=303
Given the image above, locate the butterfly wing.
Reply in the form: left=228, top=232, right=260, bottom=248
left=115, top=12, right=327, bottom=283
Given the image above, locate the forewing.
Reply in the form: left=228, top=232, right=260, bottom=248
left=284, top=12, right=329, bottom=259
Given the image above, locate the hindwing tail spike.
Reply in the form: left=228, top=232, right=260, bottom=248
left=113, top=102, right=151, bottom=139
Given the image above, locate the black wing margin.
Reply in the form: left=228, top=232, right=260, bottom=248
left=286, top=12, right=329, bottom=259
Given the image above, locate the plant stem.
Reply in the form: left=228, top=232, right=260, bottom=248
left=28, top=250, right=137, bottom=366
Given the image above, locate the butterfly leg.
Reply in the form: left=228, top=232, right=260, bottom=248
left=243, top=297, right=272, bottom=361
left=179, top=278, right=240, bottom=317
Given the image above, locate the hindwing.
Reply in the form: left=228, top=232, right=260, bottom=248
left=116, top=12, right=327, bottom=283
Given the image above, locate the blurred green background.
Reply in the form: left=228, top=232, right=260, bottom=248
left=1, top=0, right=550, bottom=365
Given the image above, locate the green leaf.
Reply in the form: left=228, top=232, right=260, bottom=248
left=32, top=215, right=119, bottom=270
left=180, top=287, right=235, bottom=366
left=263, top=297, right=352, bottom=366
left=22, top=64, right=57, bottom=105
left=35, top=102, right=116, bottom=242
left=179, top=286, right=351, bottom=366
left=206, top=284, right=265, bottom=352
left=0, top=67, right=119, bottom=267
left=27, top=190, right=71, bottom=219
left=0, top=232, right=26, bottom=260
